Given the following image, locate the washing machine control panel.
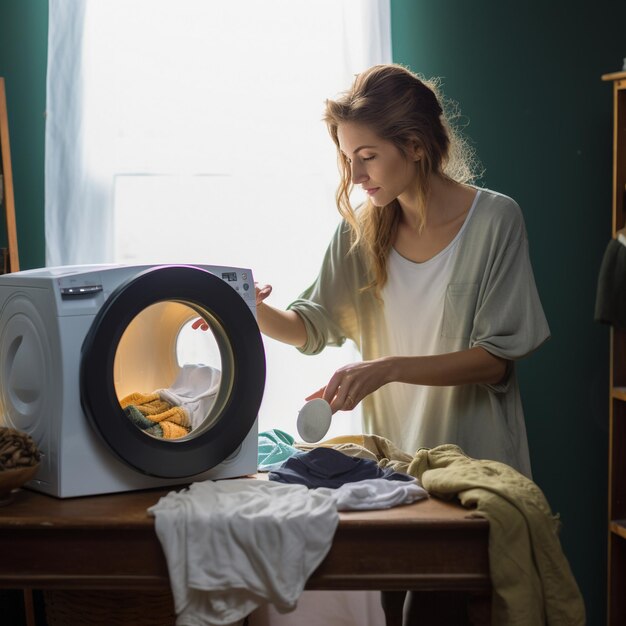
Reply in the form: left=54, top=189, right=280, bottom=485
left=47, top=264, right=256, bottom=316
left=218, top=269, right=253, bottom=296
left=54, top=271, right=111, bottom=316
left=60, top=284, right=104, bottom=297
left=202, top=265, right=256, bottom=308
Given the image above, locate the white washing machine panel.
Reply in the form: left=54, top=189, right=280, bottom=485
left=0, top=264, right=265, bottom=497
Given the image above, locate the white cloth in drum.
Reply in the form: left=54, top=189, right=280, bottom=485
left=158, top=364, right=221, bottom=430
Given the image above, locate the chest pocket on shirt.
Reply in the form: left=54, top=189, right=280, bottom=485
left=442, top=283, right=479, bottom=339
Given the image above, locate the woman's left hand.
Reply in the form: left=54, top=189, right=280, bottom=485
left=305, top=358, right=394, bottom=413
left=192, top=282, right=273, bottom=333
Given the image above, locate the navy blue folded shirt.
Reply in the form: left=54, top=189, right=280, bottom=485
left=268, top=446, right=414, bottom=489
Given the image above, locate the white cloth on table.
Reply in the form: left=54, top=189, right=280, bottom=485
left=246, top=477, right=424, bottom=626
left=149, top=479, right=338, bottom=626
left=320, top=478, right=427, bottom=511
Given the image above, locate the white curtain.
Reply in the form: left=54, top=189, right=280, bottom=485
left=46, top=0, right=392, bottom=440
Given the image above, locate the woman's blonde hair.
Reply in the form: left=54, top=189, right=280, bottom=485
left=324, top=63, right=480, bottom=295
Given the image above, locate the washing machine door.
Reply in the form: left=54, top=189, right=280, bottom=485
left=80, top=265, right=265, bottom=478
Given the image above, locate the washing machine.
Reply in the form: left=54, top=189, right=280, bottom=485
left=0, top=263, right=266, bottom=497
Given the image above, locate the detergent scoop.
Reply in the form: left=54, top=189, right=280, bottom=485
left=296, top=398, right=332, bottom=443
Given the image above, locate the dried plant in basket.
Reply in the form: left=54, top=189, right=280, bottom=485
left=0, top=426, right=41, bottom=501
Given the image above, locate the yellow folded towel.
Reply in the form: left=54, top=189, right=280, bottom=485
left=120, top=392, right=191, bottom=439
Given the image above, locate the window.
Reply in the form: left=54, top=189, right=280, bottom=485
left=46, top=0, right=391, bottom=435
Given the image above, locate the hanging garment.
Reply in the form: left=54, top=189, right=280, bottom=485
left=595, top=237, right=626, bottom=329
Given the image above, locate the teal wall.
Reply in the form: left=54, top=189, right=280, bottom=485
left=0, top=0, right=620, bottom=623
left=0, top=0, right=47, bottom=269
left=391, top=1, right=625, bottom=624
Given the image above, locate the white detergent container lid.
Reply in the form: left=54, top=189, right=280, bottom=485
left=297, top=398, right=332, bottom=443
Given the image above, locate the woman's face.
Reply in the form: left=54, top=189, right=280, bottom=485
left=337, top=122, right=419, bottom=207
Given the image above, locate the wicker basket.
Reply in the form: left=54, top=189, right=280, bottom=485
left=43, top=590, right=176, bottom=626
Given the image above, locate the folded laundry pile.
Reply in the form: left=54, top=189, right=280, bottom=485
left=269, top=446, right=415, bottom=488
left=257, top=433, right=586, bottom=626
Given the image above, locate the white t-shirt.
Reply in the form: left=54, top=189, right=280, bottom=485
left=379, top=192, right=479, bottom=451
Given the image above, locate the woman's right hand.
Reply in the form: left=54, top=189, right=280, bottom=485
left=305, top=358, right=395, bottom=413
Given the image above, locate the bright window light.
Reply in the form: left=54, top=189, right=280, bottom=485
left=46, top=0, right=391, bottom=437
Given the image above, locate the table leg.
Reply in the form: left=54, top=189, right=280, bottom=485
left=403, top=591, right=473, bottom=625
left=467, top=593, right=491, bottom=626
left=23, top=588, right=37, bottom=626
left=380, top=590, right=406, bottom=626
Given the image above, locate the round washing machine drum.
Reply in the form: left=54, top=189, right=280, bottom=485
left=80, top=265, right=265, bottom=478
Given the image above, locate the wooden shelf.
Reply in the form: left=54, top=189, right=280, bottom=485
left=612, top=387, right=626, bottom=402
left=602, top=70, right=626, bottom=82
left=611, top=520, right=626, bottom=540
left=0, top=78, right=19, bottom=272
left=605, top=70, right=626, bottom=625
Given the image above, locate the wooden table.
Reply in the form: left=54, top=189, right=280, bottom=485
left=0, top=485, right=491, bottom=625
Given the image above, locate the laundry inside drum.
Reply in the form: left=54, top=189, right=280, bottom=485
left=113, top=301, right=234, bottom=440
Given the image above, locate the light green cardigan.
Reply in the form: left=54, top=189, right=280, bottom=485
left=288, top=189, right=550, bottom=476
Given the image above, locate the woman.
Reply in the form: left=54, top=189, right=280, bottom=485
left=255, top=63, right=549, bottom=478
